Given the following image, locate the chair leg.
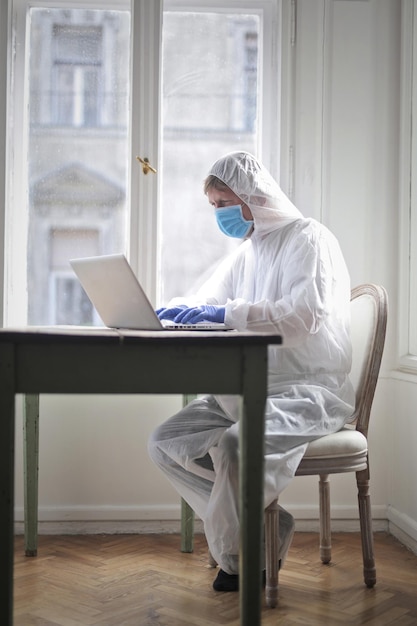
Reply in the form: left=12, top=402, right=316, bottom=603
left=357, top=468, right=376, bottom=587
left=264, top=499, right=279, bottom=608
left=23, top=394, right=40, bottom=557
left=319, top=474, right=331, bottom=564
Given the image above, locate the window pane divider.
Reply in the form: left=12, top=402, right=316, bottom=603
left=129, top=0, right=162, bottom=306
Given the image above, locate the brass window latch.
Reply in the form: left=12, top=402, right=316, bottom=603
left=136, top=156, right=157, bottom=175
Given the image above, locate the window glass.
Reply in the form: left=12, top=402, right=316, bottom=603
left=26, top=8, right=130, bottom=324
left=160, top=11, right=260, bottom=303
left=51, top=24, right=102, bottom=127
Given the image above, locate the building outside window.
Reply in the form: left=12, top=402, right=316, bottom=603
left=51, top=24, right=103, bottom=128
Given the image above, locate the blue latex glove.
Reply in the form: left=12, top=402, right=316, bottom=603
left=174, top=305, right=226, bottom=324
left=156, top=305, right=187, bottom=321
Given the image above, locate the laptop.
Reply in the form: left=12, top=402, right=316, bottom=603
left=69, top=253, right=231, bottom=331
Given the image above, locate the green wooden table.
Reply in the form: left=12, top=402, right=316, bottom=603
left=0, top=327, right=281, bottom=625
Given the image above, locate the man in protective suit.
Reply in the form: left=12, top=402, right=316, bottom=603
left=149, top=151, right=355, bottom=592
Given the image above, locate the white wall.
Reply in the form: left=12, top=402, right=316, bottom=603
left=286, top=0, right=417, bottom=552
left=13, top=0, right=417, bottom=552
left=279, top=0, right=401, bottom=533
left=386, top=375, right=417, bottom=547
left=15, top=394, right=186, bottom=531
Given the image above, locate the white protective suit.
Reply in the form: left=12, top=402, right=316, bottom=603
left=148, top=151, right=355, bottom=575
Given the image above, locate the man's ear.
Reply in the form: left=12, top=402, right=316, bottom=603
left=251, top=195, right=267, bottom=206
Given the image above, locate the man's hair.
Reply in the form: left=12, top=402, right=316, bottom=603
left=203, top=175, right=230, bottom=195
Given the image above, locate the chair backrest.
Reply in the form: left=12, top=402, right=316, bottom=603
left=349, top=284, right=388, bottom=436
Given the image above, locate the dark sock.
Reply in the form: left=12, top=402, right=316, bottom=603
left=213, top=569, right=239, bottom=592
left=212, top=569, right=269, bottom=592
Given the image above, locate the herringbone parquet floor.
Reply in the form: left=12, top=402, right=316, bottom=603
left=13, top=532, right=417, bottom=625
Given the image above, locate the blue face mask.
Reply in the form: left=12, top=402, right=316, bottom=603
left=215, top=205, right=254, bottom=239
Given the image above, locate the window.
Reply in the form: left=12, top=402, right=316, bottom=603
left=47, top=228, right=100, bottom=325
left=51, top=24, right=103, bottom=127
left=30, top=11, right=127, bottom=129
left=5, top=0, right=281, bottom=327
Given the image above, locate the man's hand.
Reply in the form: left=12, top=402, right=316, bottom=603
left=173, top=305, right=226, bottom=324
left=156, top=305, right=187, bottom=321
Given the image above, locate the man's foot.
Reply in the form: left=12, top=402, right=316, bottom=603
left=213, top=569, right=239, bottom=592
left=213, top=569, right=267, bottom=592
left=212, top=507, right=295, bottom=593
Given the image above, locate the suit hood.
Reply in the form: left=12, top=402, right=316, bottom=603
left=208, top=151, right=303, bottom=237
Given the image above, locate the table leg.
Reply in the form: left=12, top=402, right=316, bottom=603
left=23, top=394, right=40, bottom=556
left=0, top=343, right=16, bottom=625
left=180, top=394, right=196, bottom=553
left=239, top=346, right=268, bottom=626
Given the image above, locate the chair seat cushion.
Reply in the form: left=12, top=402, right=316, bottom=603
left=303, top=428, right=367, bottom=458
left=296, top=427, right=368, bottom=475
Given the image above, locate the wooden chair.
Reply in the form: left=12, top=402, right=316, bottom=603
left=180, top=283, right=388, bottom=607
left=264, top=283, right=388, bottom=607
